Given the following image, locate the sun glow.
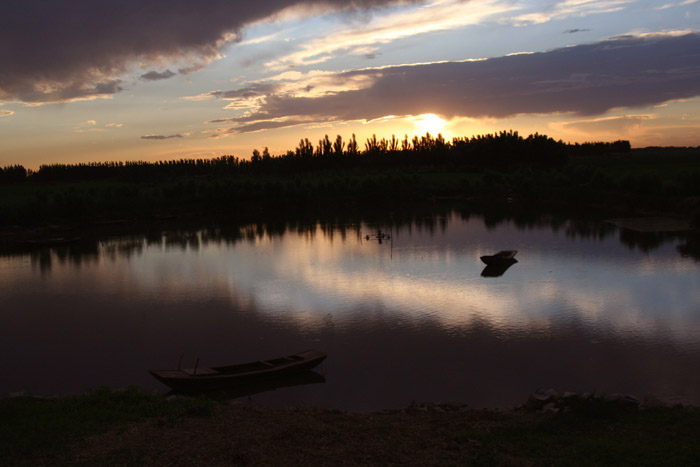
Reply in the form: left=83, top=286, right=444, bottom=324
left=413, top=113, right=446, bottom=135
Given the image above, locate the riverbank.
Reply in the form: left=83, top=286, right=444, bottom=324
left=2, top=195, right=699, bottom=271
left=3, top=388, right=700, bottom=466
left=2, top=146, right=700, bottom=233
left=1, top=192, right=697, bottom=249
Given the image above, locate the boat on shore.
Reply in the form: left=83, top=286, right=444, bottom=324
left=480, top=250, right=518, bottom=265
left=148, top=349, right=327, bottom=392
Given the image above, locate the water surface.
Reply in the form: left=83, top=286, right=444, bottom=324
left=2, top=212, right=699, bottom=410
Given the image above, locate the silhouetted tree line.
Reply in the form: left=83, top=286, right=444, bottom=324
left=567, top=140, right=632, bottom=157
left=1, top=131, right=633, bottom=184
left=0, top=165, right=27, bottom=183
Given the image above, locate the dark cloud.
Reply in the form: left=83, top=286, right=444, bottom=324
left=140, top=70, right=177, bottom=81
left=141, top=134, right=183, bottom=140
left=212, top=33, right=700, bottom=133
left=178, top=63, right=208, bottom=75
left=211, top=83, right=282, bottom=100
left=1, top=78, right=123, bottom=105
left=0, top=0, right=422, bottom=104
left=207, top=119, right=315, bottom=137
left=564, top=28, right=590, bottom=34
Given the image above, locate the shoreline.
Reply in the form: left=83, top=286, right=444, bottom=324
left=1, top=194, right=696, bottom=247
left=4, top=388, right=700, bottom=466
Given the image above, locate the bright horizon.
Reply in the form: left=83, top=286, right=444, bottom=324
left=2, top=1, right=700, bottom=170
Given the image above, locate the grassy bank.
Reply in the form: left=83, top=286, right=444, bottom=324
left=2, top=388, right=700, bottom=466
left=0, top=387, right=214, bottom=464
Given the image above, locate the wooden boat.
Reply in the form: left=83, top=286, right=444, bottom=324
left=480, top=250, right=518, bottom=265
left=148, top=350, right=327, bottom=392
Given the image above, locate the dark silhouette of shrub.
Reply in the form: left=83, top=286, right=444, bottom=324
left=7, top=130, right=631, bottom=185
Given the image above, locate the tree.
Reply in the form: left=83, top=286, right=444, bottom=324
left=347, top=134, right=358, bottom=156
left=333, top=135, right=345, bottom=156
left=365, top=134, right=380, bottom=153
left=296, top=138, right=314, bottom=158
left=317, top=134, right=332, bottom=157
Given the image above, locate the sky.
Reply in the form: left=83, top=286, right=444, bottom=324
left=1, top=0, right=699, bottom=169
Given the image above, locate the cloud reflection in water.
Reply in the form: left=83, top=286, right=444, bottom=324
left=2, top=211, right=699, bottom=407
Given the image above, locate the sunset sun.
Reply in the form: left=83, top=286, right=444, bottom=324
left=414, top=113, right=446, bottom=135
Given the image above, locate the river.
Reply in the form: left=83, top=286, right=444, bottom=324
left=2, top=209, right=699, bottom=410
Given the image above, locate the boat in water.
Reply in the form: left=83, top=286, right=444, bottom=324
left=148, top=349, right=327, bottom=392
left=480, top=250, right=518, bottom=265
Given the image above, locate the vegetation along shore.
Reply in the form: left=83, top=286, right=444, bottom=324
left=2, top=387, right=700, bottom=466
left=1, top=131, right=699, bottom=231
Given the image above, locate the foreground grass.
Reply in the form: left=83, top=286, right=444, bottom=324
left=0, top=387, right=213, bottom=465
left=2, top=388, right=700, bottom=466
left=465, top=398, right=700, bottom=466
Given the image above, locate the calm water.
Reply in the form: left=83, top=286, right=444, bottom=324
left=2, top=212, right=699, bottom=410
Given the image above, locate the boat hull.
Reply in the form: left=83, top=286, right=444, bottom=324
left=480, top=250, right=518, bottom=265
left=149, top=350, right=327, bottom=392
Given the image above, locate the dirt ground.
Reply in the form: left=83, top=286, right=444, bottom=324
left=10, top=391, right=700, bottom=466
left=27, top=402, right=528, bottom=466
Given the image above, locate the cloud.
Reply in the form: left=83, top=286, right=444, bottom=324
left=0, top=0, right=423, bottom=104
left=74, top=120, right=99, bottom=132
left=657, top=0, right=699, bottom=8
left=564, top=28, right=590, bottom=34
left=210, top=83, right=282, bottom=100
left=73, top=120, right=125, bottom=132
left=205, top=33, right=700, bottom=133
left=558, top=115, right=655, bottom=134
left=195, top=69, right=374, bottom=112
left=178, top=63, right=209, bottom=75
left=140, top=70, right=177, bottom=81
left=141, top=134, right=184, bottom=140
left=0, top=109, right=13, bottom=117
left=2, top=78, right=123, bottom=105
left=204, top=118, right=318, bottom=138
left=264, top=0, right=510, bottom=70
left=509, top=0, right=634, bottom=26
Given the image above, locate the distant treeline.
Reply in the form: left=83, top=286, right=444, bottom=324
left=2, top=130, right=700, bottom=227
left=1, top=131, right=632, bottom=184
left=0, top=165, right=27, bottom=183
